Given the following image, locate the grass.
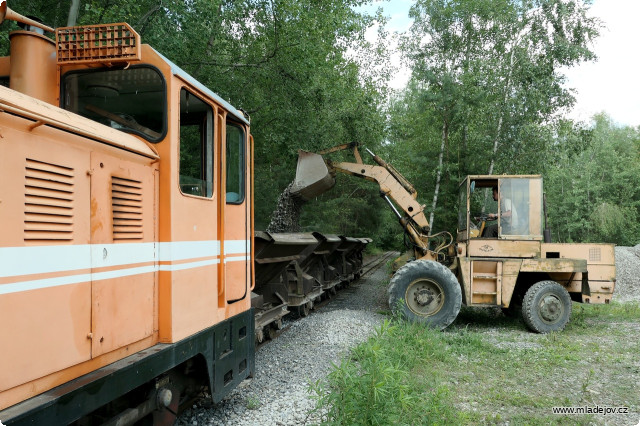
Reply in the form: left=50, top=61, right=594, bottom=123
left=310, top=301, right=640, bottom=425
left=246, top=396, right=261, bottom=410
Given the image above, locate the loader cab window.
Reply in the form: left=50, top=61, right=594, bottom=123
left=179, top=89, right=214, bottom=198
left=225, top=122, right=245, bottom=204
left=464, top=177, right=544, bottom=240
left=499, top=178, right=544, bottom=239
left=468, top=180, right=498, bottom=237
left=62, top=66, right=166, bottom=142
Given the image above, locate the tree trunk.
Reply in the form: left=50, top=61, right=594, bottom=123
left=487, top=41, right=517, bottom=175
left=66, top=0, right=81, bottom=27
left=429, top=118, right=448, bottom=232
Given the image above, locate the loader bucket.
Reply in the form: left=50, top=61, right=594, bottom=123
left=291, top=150, right=336, bottom=201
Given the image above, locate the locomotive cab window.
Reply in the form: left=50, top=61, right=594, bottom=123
left=62, top=66, right=166, bottom=142
left=180, top=89, right=214, bottom=198
left=226, top=122, right=245, bottom=204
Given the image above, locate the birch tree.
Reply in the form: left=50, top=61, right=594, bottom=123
left=398, top=0, right=600, bottom=233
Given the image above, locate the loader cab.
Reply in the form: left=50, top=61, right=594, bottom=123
left=457, top=175, right=544, bottom=242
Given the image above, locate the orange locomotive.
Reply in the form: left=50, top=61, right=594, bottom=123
left=0, top=4, right=254, bottom=424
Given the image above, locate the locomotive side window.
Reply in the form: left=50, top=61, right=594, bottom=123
left=225, top=123, right=245, bottom=203
left=62, top=66, right=166, bottom=142
left=179, top=89, right=214, bottom=198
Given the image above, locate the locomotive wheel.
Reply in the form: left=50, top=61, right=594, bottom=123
left=388, top=260, right=461, bottom=330
left=256, top=328, right=265, bottom=343
left=298, top=303, right=310, bottom=317
left=267, top=325, right=278, bottom=340
left=522, top=280, right=572, bottom=333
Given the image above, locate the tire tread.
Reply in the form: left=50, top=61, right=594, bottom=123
left=522, top=280, right=572, bottom=333
left=388, top=260, right=461, bottom=330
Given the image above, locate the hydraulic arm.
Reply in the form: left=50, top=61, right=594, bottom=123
left=292, top=142, right=441, bottom=260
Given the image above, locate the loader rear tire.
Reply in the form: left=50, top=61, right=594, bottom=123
left=522, top=280, right=572, bottom=333
left=388, top=260, right=461, bottom=330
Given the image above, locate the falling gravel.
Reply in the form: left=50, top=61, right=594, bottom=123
left=266, top=183, right=306, bottom=233
left=177, top=261, right=390, bottom=426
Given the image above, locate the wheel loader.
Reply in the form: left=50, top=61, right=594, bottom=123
left=291, top=143, right=616, bottom=333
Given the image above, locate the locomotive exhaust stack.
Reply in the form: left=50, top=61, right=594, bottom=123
left=0, top=2, right=57, bottom=104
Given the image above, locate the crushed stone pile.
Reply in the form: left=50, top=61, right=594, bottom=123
left=614, top=244, right=640, bottom=303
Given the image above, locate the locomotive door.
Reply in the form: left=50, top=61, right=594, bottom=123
left=222, top=118, right=249, bottom=302
left=89, top=153, right=155, bottom=357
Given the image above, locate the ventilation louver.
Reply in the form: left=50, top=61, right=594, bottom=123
left=24, top=159, right=74, bottom=242
left=111, top=176, right=143, bottom=240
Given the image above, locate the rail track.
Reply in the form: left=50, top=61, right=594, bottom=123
left=361, top=251, right=396, bottom=277
left=255, top=251, right=395, bottom=349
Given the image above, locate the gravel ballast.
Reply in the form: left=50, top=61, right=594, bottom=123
left=177, top=262, right=390, bottom=426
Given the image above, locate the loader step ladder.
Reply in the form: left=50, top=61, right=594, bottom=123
left=471, top=261, right=502, bottom=305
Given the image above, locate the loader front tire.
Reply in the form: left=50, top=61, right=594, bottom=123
left=388, top=260, right=461, bottom=330
left=522, top=280, right=572, bottom=333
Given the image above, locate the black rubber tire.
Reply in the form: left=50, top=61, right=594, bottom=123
left=522, top=280, right=572, bottom=333
left=387, top=260, right=461, bottom=330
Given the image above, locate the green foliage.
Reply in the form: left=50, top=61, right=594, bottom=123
left=590, top=202, right=635, bottom=244
left=546, top=114, right=640, bottom=245
left=246, top=396, right=261, bottom=410
left=390, top=0, right=602, bottom=235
